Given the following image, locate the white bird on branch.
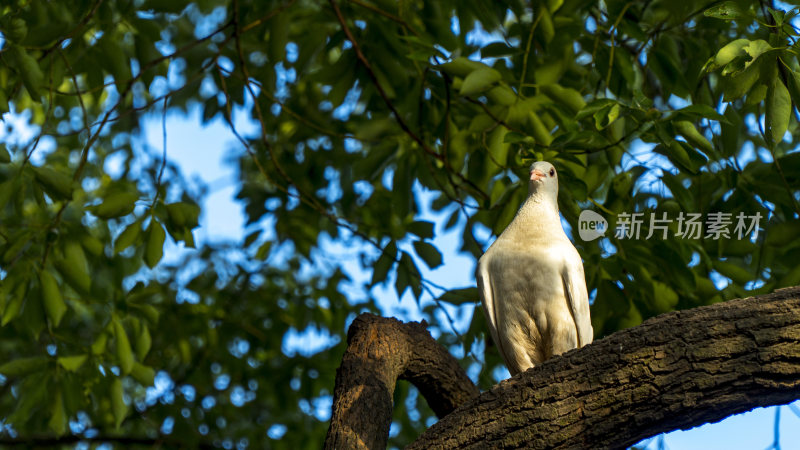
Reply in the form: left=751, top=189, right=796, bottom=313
left=476, top=161, right=593, bottom=375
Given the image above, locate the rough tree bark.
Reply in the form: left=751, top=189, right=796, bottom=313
left=324, top=314, right=480, bottom=449
left=325, top=286, right=800, bottom=449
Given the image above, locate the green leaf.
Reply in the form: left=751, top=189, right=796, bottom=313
left=130, top=362, right=155, bottom=386
left=0, top=356, right=48, bottom=377
left=536, top=5, right=555, bottom=44
left=48, top=391, right=67, bottom=436
left=486, top=82, right=517, bottom=106
left=577, top=98, right=617, bottom=120
left=39, top=269, right=67, bottom=327
left=617, top=303, right=643, bottom=329
left=81, top=234, right=104, bottom=257
left=459, top=67, right=502, bottom=96
left=528, top=111, right=553, bottom=145
left=255, top=240, right=272, bottom=260
left=243, top=230, right=261, bottom=247
left=0, top=177, right=21, bottom=211
left=57, top=354, right=88, bottom=372
left=55, top=242, right=91, bottom=294
left=503, top=131, right=527, bottom=143
left=144, top=219, right=166, bottom=268
left=674, top=121, right=714, bottom=154
left=32, top=167, right=74, bottom=200
left=743, top=40, right=773, bottom=66
left=115, top=219, right=143, bottom=254
left=7, top=44, right=44, bottom=100
left=88, top=191, right=138, bottom=219
left=784, top=67, right=800, bottom=114
left=129, top=302, right=160, bottom=324
left=394, top=252, right=420, bottom=299
left=412, top=240, right=443, bottom=269
left=746, top=84, right=768, bottom=106
left=165, top=202, right=201, bottom=228
left=709, top=39, right=749, bottom=71
left=91, top=332, right=108, bottom=356
left=136, top=325, right=151, bottom=361
left=114, top=317, right=134, bottom=375
left=407, top=221, right=435, bottom=240
left=722, top=58, right=762, bottom=100
left=714, top=260, right=753, bottom=284
left=481, top=42, right=520, bottom=58
left=779, top=263, right=800, bottom=287
left=766, top=74, right=791, bottom=147
left=1, top=281, right=28, bottom=326
left=164, top=202, right=200, bottom=247
left=652, top=281, right=679, bottom=313
left=765, top=222, right=800, bottom=246
left=661, top=172, right=693, bottom=209
left=487, top=126, right=510, bottom=170
left=704, top=2, right=747, bottom=20
left=3, top=17, right=27, bottom=42
left=2, top=232, right=31, bottom=264
left=0, top=144, right=10, bottom=163
left=719, top=105, right=742, bottom=156
left=593, top=103, right=621, bottom=130
left=268, top=14, right=289, bottom=63
left=437, top=57, right=489, bottom=77
left=101, top=39, right=131, bottom=82
left=675, top=104, right=729, bottom=123
left=371, top=241, right=397, bottom=286
left=6, top=371, right=48, bottom=427
left=0, top=88, right=9, bottom=115
left=111, top=378, right=127, bottom=430
left=438, top=287, right=478, bottom=305
left=540, top=84, right=586, bottom=115
left=660, top=141, right=694, bottom=173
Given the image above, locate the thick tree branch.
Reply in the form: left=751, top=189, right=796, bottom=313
left=410, top=286, right=800, bottom=449
left=324, top=314, right=480, bottom=449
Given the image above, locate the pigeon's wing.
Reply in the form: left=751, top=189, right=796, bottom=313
left=561, top=252, right=594, bottom=346
left=476, top=255, right=511, bottom=364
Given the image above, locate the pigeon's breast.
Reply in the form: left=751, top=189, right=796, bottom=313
left=487, top=246, right=565, bottom=316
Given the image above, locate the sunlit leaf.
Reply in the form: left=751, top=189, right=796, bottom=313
left=88, top=191, right=138, bottom=219
left=57, top=354, right=88, bottom=372
left=766, top=74, right=791, bottom=147
left=144, top=219, right=166, bottom=268
left=459, top=67, right=502, bottom=96
left=704, top=2, right=748, bottom=20
left=39, top=269, right=67, bottom=327
left=111, top=378, right=127, bottom=430
left=114, top=317, right=134, bottom=375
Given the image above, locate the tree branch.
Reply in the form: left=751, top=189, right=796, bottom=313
left=410, top=286, right=800, bottom=449
left=325, top=286, right=800, bottom=449
left=323, top=314, right=480, bottom=449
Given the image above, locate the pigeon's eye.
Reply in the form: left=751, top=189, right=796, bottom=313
left=549, top=168, right=555, bottom=177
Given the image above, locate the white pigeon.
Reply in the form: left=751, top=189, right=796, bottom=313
left=476, top=161, right=593, bottom=376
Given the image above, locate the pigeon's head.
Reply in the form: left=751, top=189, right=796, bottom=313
left=528, top=161, right=559, bottom=199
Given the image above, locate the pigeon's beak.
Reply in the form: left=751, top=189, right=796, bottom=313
left=530, top=169, right=545, bottom=182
